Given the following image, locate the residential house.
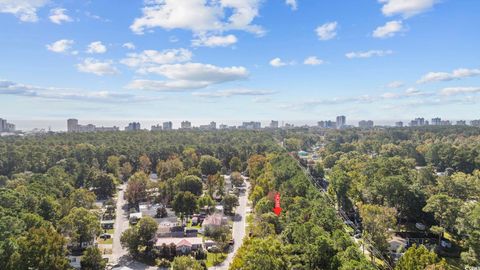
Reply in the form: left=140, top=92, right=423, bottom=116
left=155, top=237, right=203, bottom=255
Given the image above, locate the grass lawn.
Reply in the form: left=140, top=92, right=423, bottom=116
left=205, top=252, right=227, bottom=267
left=97, top=237, right=113, bottom=245
left=106, top=229, right=114, bottom=234
left=186, top=220, right=202, bottom=229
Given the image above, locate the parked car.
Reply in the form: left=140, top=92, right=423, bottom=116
left=99, top=233, right=111, bottom=240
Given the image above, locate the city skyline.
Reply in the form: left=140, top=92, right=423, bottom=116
left=3, top=116, right=480, bottom=132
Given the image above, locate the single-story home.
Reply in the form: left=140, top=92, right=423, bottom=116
left=202, top=213, right=228, bottom=230
left=155, top=237, right=203, bottom=254
left=158, top=225, right=184, bottom=238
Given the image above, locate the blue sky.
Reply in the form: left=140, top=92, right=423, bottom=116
left=1, top=0, right=480, bottom=129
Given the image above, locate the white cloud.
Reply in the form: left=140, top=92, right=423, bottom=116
left=86, top=41, right=107, bottom=54
left=0, top=0, right=48, bottom=22
left=49, top=8, right=72, bottom=24
left=77, top=58, right=118, bottom=76
left=192, top=34, right=238, bottom=47
left=304, top=56, right=324, bottom=66
left=46, top=39, right=74, bottom=53
left=386, top=81, right=404, bottom=88
left=418, top=68, right=480, bottom=83
left=286, top=0, right=297, bottom=10
left=346, top=50, right=393, bottom=59
left=130, top=0, right=264, bottom=36
left=193, top=88, right=275, bottom=98
left=122, top=42, right=136, bottom=50
left=121, top=49, right=192, bottom=68
left=252, top=97, right=272, bottom=103
left=315, top=22, right=338, bottom=41
left=0, top=80, right=155, bottom=103
left=373, top=20, right=404, bottom=38
left=379, top=0, right=438, bottom=18
left=270, top=58, right=287, bottom=67
left=440, top=87, right=480, bottom=96
left=126, top=63, right=249, bottom=91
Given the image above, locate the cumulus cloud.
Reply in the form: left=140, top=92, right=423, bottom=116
left=440, top=87, right=480, bottom=96
left=86, top=41, right=107, bottom=54
left=378, top=0, right=438, bottom=18
left=46, top=39, right=74, bottom=53
left=121, top=49, right=192, bottom=68
left=122, top=42, right=136, bottom=50
left=286, top=0, right=297, bottom=10
left=49, top=8, right=72, bottom=24
left=130, top=0, right=264, bottom=36
left=193, top=88, right=275, bottom=98
left=386, top=81, right=405, bottom=88
left=269, top=58, right=288, bottom=67
left=304, top=56, right=324, bottom=66
left=0, top=0, right=49, bottom=22
left=418, top=68, right=480, bottom=83
left=126, top=63, right=249, bottom=91
left=316, top=22, right=338, bottom=41
left=0, top=80, right=155, bottom=103
left=77, top=58, right=118, bottom=76
left=192, top=34, right=237, bottom=47
left=346, top=50, right=393, bottom=59
left=373, top=20, right=404, bottom=38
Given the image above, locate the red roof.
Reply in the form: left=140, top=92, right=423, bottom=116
left=176, top=239, right=192, bottom=247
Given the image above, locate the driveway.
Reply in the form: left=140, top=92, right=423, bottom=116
left=112, top=183, right=129, bottom=263
left=210, top=178, right=250, bottom=270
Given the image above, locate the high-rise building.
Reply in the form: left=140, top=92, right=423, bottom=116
left=410, top=117, right=426, bottom=127
left=470, top=120, right=480, bottom=127
left=125, top=122, right=141, bottom=131
left=456, top=120, right=466, bottom=126
left=395, top=121, right=404, bottom=127
left=163, top=121, right=173, bottom=130
left=0, top=118, right=7, bottom=132
left=68, top=118, right=118, bottom=132
left=269, top=120, right=279, bottom=129
left=241, top=121, right=261, bottom=129
left=181, top=121, right=192, bottom=129
left=151, top=124, right=162, bottom=131
left=431, top=117, right=442, bottom=126
left=336, top=116, right=346, bottom=129
left=358, top=120, right=374, bottom=129
left=318, top=120, right=336, bottom=129
left=67, top=119, right=79, bottom=132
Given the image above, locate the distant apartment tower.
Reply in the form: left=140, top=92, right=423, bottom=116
left=410, top=117, right=426, bottom=127
left=431, top=117, right=442, bottom=126
left=269, top=120, right=279, bottom=129
left=163, top=121, right=173, bottom=130
left=318, top=120, right=336, bottom=129
left=219, top=124, right=228, bottom=129
left=67, top=118, right=79, bottom=132
left=336, top=116, right=346, bottom=129
left=470, top=120, right=480, bottom=127
left=199, top=121, right=216, bottom=130
left=456, top=120, right=466, bottom=126
left=181, top=121, right=192, bottom=129
left=358, top=120, right=374, bottom=129
left=151, top=124, right=162, bottom=131
left=242, top=121, right=261, bottom=130
left=395, top=121, right=404, bottom=128
left=125, top=122, right=141, bottom=131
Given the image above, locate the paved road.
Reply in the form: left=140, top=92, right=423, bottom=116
left=211, top=178, right=250, bottom=270
left=112, top=183, right=129, bottom=263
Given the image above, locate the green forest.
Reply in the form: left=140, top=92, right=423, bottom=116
left=0, top=127, right=479, bottom=269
